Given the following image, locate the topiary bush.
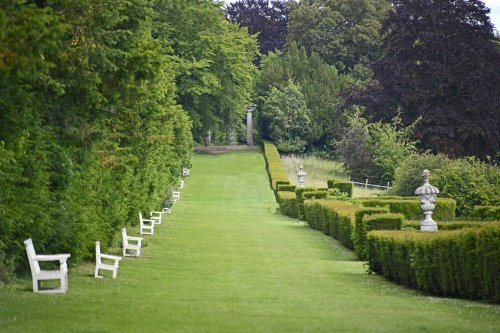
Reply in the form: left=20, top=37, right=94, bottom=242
left=327, top=178, right=353, bottom=197
left=277, top=191, right=299, bottom=218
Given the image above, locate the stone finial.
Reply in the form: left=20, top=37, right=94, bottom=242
left=415, top=169, right=439, bottom=232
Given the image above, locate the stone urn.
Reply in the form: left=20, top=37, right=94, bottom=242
left=415, top=169, right=439, bottom=232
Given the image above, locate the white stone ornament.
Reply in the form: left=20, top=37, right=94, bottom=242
left=297, top=165, right=307, bottom=188
left=415, top=169, right=440, bottom=232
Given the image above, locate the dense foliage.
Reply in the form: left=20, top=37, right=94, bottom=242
left=0, top=0, right=256, bottom=280
left=287, top=0, right=389, bottom=74
left=256, top=42, right=348, bottom=149
left=225, top=0, right=289, bottom=59
left=389, top=153, right=500, bottom=216
left=158, top=0, right=259, bottom=144
left=261, top=81, right=312, bottom=153
left=336, top=111, right=418, bottom=183
left=356, top=0, right=500, bottom=158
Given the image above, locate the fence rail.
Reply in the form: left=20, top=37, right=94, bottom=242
left=348, top=176, right=391, bottom=189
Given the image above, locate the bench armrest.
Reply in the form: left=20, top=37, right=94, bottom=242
left=36, top=254, right=71, bottom=263
left=126, top=236, right=143, bottom=242
left=99, top=254, right=122, bottom=261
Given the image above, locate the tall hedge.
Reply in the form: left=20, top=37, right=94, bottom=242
left=367, top=224, right=500, bottom=303
left=262, top=141, right=290, bottom=190
left=0, top=1, right=195, bottom=279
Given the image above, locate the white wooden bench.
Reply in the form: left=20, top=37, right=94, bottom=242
left=122, top=228, right=143, bottom=257
left=150, top=210, right=164, bottom=225
left=139, top=212, right=155, bottom=235
left=95, top=241, right=122, bottom=279
left=162, top=207, right=171, bottom=214
left=172, top=191, right=180, bottom=202
left=179, top=180, right=185, bottom=189
left=24, top=238, right=71, bottom=293
left=182, top=167, right=190, bottom=177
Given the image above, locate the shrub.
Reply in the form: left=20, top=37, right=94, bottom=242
left=277, top=191, right=299, bottom=218
left=296, top=187, right=320, bottom=220
left=327, top=178, right=353, bottom=197
left=277, top=184, right=296, bottom=192
left=390, top=153, right=500, bottom=216
left=302, top=191, right=328, bottom=200
left=473, top=206, right=500, bottom=221
left=367, top=223, right=500, bottom=303
left=354, top=197, right=456, bottom=221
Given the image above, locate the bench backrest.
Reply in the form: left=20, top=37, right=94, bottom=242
left=96, top=241, right=101, bottom=264
left=24, top=238, right=41, bottom=274
left=122, top=228, right=128, bottom=245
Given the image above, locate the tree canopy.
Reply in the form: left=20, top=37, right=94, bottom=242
left=355, top=0, right=500, bottom=158
left=157, top=0, right=259, bottom=143
left=287, top=0, right=389, bottom=73
left=225, top=0, right=290, bottom=59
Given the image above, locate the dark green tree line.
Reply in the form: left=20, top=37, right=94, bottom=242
left=0, top=0, right=196, bottom=279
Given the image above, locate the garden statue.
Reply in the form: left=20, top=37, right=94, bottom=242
left=297, top=165, right=306, bottom=188
left=415, top=169, right=439, bottom=231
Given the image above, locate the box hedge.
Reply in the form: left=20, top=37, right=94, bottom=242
left=277, top=191, right=299, bottom=218
left=277, top=184, right=296, bottom=192
left=354, top=197, right=456, bottom=221
left=327, top=178, right=353, bottom=197
left=352, top=207, right=391, bottom=259
left=303, top=200, right=360, bottom=249
left=403, top=220, right=496, bottom=231
left=367, top=223, right=500, bottom=303
left=262, top=141, right=289, bottom=190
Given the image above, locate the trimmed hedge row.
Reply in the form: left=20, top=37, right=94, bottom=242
left=303, top=200, right=359, bottom=249
left=327, top=179, right=353, bottom=197
left=473, top=206, right=500, bottom=220
left=277, top=191, right=299, bottom=218
left=353, top=207, right=390, bottom=259
left=277, top=184, right=296, bottom=192
left=262, top=141, right=290, bottom=190
left=354, top=197, right=456, bottom=221
left=403, top=220, right=497, bottom=230
left=367, top=223, right=500, bottom=303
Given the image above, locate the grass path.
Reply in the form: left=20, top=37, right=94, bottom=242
left=0, top=151, right=499, bottom=332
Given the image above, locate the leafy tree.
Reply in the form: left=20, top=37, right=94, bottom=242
left=357, top=0, right=500, bottom=159
left=261, top=81, right=313, bottom=153
left=256, top=42, right=347, bottom=149
left=225, top=0, right=289, bottom=58
left=154, top=0, right=259, bottom=143
left=287, top=0, right=389, bottom=73
left=336, top=109, right=417, bottom=183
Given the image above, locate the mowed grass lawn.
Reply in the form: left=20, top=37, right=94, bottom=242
left=0, top=151, right=499, bottom=332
